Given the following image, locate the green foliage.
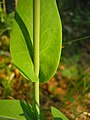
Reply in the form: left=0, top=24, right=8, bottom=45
left=11, top=11, right=38, bottom=82
left=0, top=13, right=14, bottom=36
left=0, top=100, right=38, bottom=120
left=0, top=100, right=45, bottom=120
left=0, top=0, right=62, bottom=120
left=20, top=101, right=45, bottom=120
left=0, top=100, right=25, bottom=120
left=0, top=2, right=5, bottom=23
left=51, top=106, right=69, bottom=120
left=10, top=0, right=62, bottom=83
left=20, top=101, right=36, bottom=120
left=39, top=0, right=62, bottom=83
left=0, top=117, right=17, bottom=119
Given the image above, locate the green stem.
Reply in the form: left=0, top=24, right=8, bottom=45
left=33, top=0, right=40, bottom=119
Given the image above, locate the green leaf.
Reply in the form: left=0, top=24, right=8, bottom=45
left=0, top=100, right=25, bottom=120
left=40, top=0, right=62, bottom=83
left=0, top=117, right=16, bottom=120
left=20, top=101, right=36, bottom=120
left=10, top=7, right=38, bottom=82
left=10, top=0, right=62, bottom=83
left=51, top=106, right=69, bottom=120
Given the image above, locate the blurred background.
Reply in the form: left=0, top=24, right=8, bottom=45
left=0, top=0, right=90, bottom=120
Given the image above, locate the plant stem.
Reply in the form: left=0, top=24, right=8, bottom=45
left=33, top=0, right=40, bottom=119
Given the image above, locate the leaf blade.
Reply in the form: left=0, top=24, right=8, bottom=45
left=10, top=0, right=62, bottom=83
left=51, top=106, right=69, bottom=120
left=0, top=100, right=25, bottom=120
left=39, top=0, right=62, bottom=83
left=10, top=1, right=38, bottom=82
